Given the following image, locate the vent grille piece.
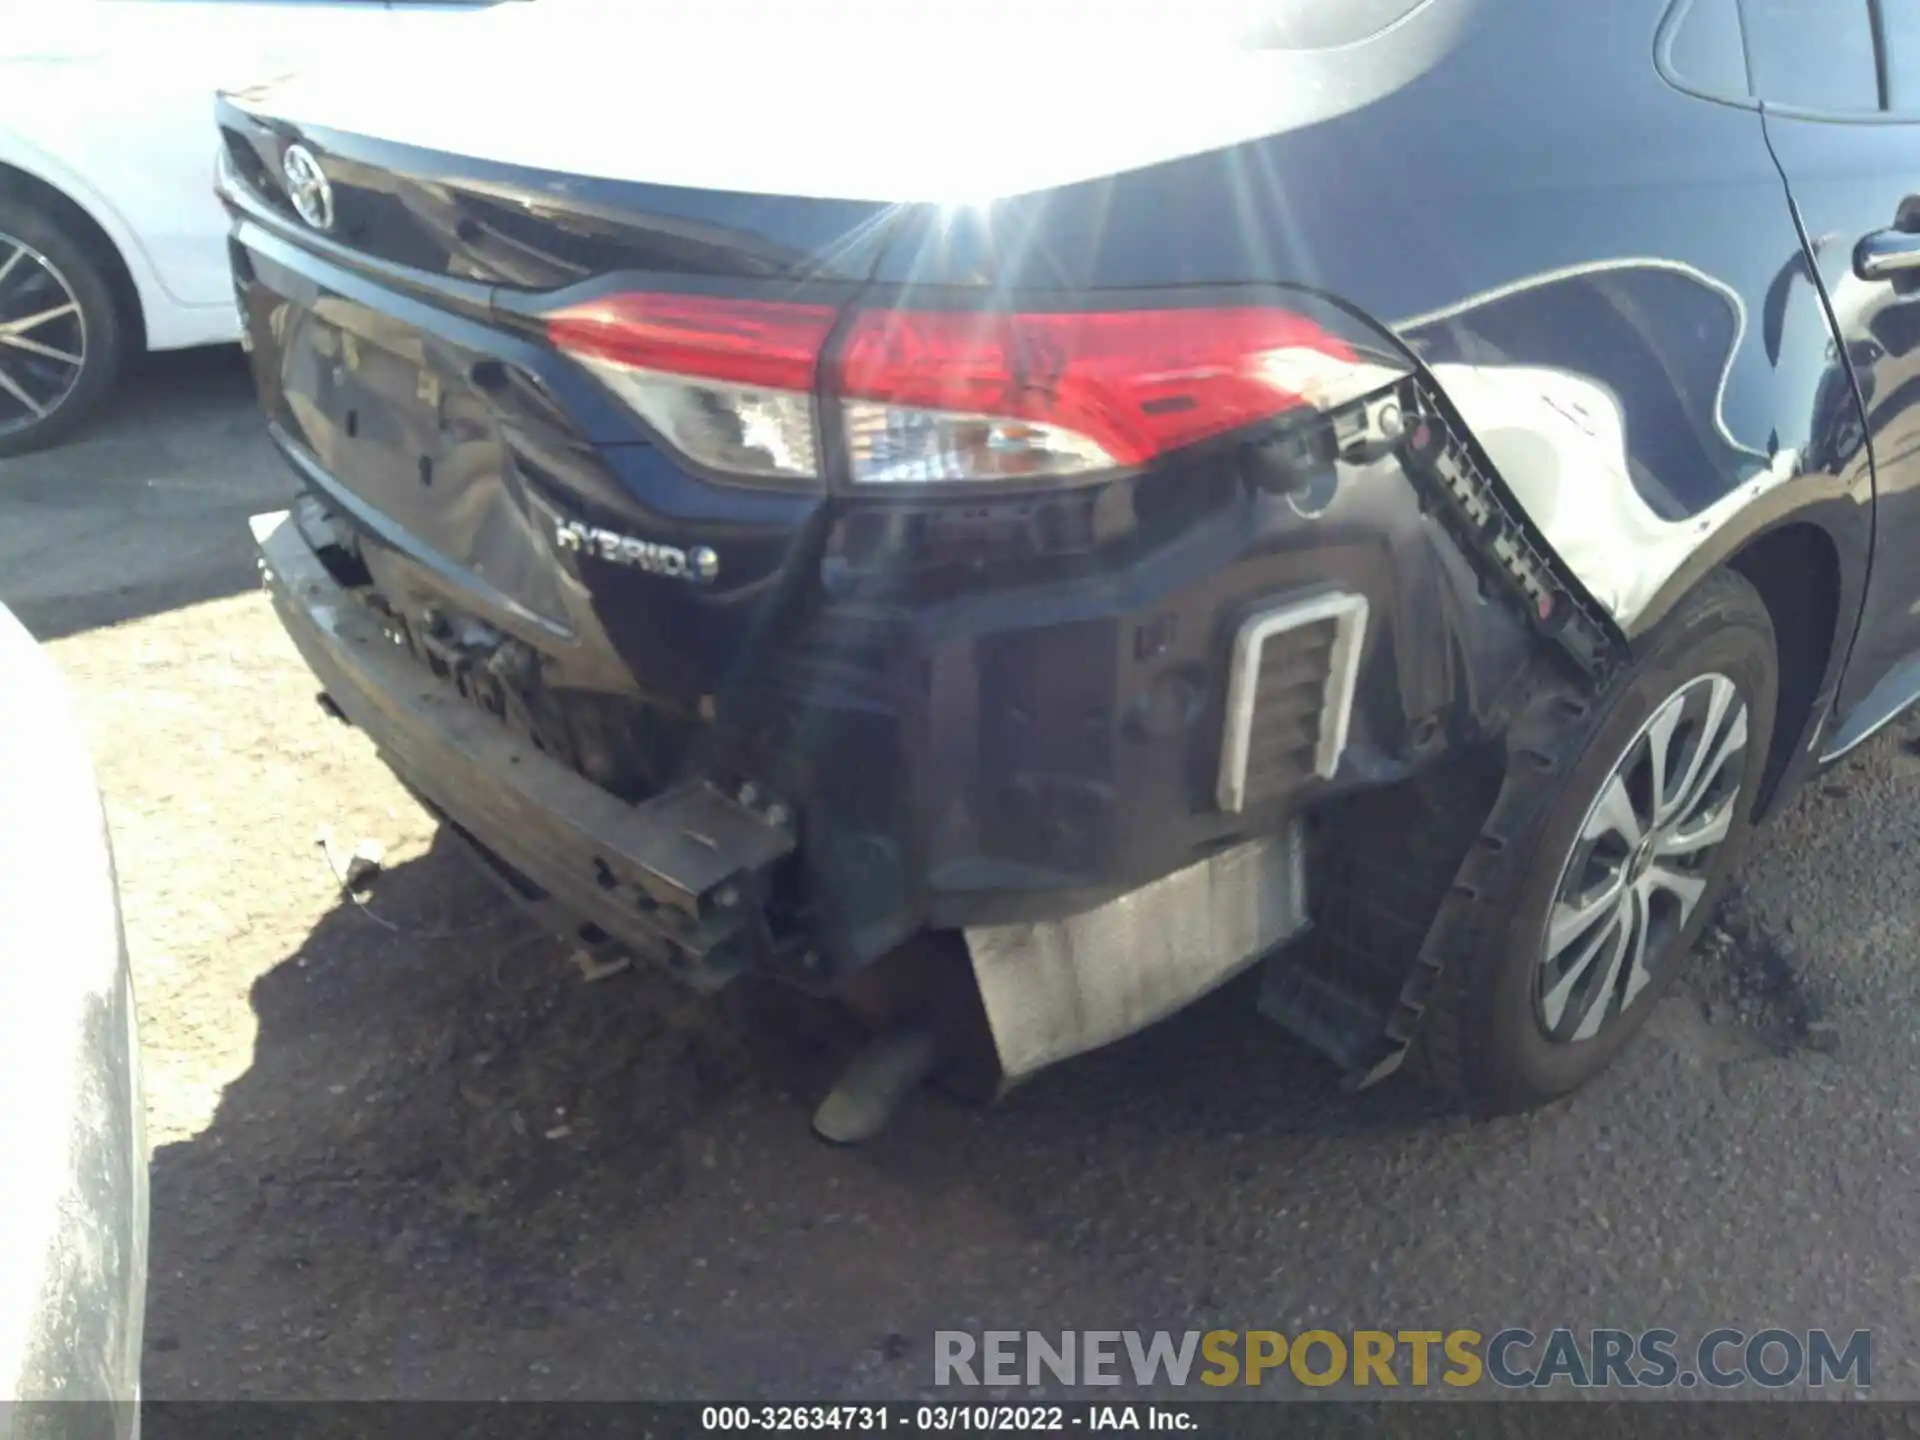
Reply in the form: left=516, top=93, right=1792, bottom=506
left=1216, top=592, right=1368, bottom=813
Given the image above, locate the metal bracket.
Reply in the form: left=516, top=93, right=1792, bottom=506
left=1397, top=380, right=1627, bottom=685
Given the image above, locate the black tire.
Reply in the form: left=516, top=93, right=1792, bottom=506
left=0, top=198, right=127, bottom=458
left=1417, top=569, right=1778, bottom=1111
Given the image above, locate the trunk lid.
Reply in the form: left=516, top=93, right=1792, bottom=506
left=217, top=93, right=893, bottom=731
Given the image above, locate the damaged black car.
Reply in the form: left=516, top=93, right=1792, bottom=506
left=219, top=0, right=1914, bottom=1133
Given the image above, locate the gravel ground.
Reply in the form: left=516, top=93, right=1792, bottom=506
left=6, top=352, right=1920, bottom=1402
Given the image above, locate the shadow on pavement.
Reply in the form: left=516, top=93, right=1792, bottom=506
left=143, top=830, right=1446, bottom=1402
left=0, top=347, right=288, bottom=641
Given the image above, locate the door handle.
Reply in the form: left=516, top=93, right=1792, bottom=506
left=1856, top=227, right=1920, bottom=282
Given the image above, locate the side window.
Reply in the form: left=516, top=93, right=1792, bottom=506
left=1739, top=0, right=1881, bottom=112
left=1664, top=0, right=1753, bottom=102
left=1884, top=4, right=1920, bottom=112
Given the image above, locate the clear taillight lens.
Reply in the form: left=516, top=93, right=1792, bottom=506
left=841, top=402, right=1116, bottom=485
left=548, top=294, right=1398, bottom=487
left=571, top=360, right=821, bottom=481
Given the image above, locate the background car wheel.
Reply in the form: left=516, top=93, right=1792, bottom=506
left=0, top=199, right=127, bottom=459
left=1418, top=569, right=1779, bottom=1111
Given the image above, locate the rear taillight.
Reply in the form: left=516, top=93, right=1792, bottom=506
left=547, top=294, right=836, bottom=482
left=547, top=294, right=1397, bottom=487
left=835, top=309, right=1361, bottom=485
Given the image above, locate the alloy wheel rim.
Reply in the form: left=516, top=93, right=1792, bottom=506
left=0, top=232, right=88, bottom=438
left=1535, top=672, right=1749, bottom=1044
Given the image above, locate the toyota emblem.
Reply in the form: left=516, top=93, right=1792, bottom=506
left=281, top=144, right=334, bottom=232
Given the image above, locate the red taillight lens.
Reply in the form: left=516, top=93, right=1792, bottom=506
left=546, top=294, right=837, bottom=391
left=548, top=293, right=1392, bottom=487
left=836, top=308, right=1358, bottom=470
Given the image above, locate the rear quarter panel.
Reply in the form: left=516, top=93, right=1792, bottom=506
left=876, top=0, right=1869, bottom=650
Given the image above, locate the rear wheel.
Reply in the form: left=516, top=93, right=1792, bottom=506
left=1418, top=569, right=1778, bottom=1110
left=0, top=200, right=126, bottom=458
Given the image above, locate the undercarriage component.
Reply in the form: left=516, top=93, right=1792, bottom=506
left=255, top=510, right=797, bottom=985
left=810, top=1025, right=941, bottom=1144
left=964, top=825, right=1308, bottom=1084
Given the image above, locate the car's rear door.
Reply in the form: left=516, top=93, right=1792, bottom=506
left=1753, top=0, right=1920, bottom=749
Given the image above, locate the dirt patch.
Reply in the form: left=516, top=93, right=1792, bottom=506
left=1683, top=886, right=1833, bottom=1058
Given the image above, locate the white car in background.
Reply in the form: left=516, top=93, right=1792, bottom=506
left=0, top=0, right=514, bottom=457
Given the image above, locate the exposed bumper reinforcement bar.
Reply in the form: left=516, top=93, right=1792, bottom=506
left=252, top=510, right=796, bottom=986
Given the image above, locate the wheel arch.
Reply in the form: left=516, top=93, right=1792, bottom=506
left=0, top=158, right=147, bottom=354
left=1723, top=519, right=1848, bottom=821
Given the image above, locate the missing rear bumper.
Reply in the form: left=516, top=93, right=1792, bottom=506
left=252, top=509, right=796, bottom=986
